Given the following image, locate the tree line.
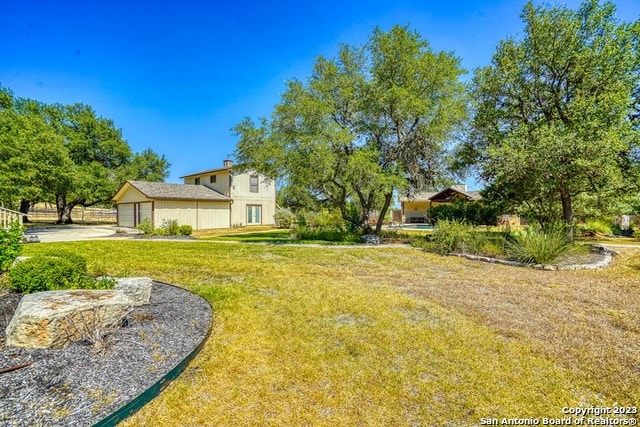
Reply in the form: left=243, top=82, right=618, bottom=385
left=0, top=87, right=169, bottom=224
left=234, top=0, right=640, bottom=233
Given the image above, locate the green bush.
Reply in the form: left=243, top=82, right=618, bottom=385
left=506, top=226, right=572, bottom=264
left=41, top=249, right=87, bottom=273
left=429, top=220, right=474, bottom=254
left=296, top=209, right=345, bottom=229
left=576, top=220, right=613, bottom=236
left=136, top=218, right=155, bottom=235
left=178, top=224, right=193, bottom=236
left=9, top=256, right=80, bottom=293
left=274, top=208, right=294, bottom=228
left=161, top=219, right=180, bottom=236
left=291, top=226, right=359, bottom=242
left=8, top=253, right=114, bottom=294
left=427, top=199, right=500, bottom=226
left=0, top=220, right=23, bottom=272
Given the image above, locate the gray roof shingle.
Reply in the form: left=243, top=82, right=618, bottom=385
left=126, top=181, right=231, bottom=201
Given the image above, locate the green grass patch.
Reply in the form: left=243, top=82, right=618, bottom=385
left=202, top=230, right=293, bottom=243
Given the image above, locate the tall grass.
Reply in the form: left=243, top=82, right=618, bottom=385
left=506, top=226, right=572, bottom=264
left=577, top=220, right=613, bottom=236
left=421, top=220, right=509, bottom=257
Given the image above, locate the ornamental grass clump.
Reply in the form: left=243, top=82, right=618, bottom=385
left=576, top=219, right=613, bottom=237
left=506, top=226, right=572, bottom=265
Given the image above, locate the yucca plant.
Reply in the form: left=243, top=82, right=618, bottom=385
left=507, top=226, right=572, bottom=264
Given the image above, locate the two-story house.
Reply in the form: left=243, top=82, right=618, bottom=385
left=113, top=160, right=276, bottom=230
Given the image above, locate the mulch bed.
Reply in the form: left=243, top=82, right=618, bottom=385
left=0, top=282, right=212, bottom=426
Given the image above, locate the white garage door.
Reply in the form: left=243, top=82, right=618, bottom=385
left=118, top=204, right=135, bottom=228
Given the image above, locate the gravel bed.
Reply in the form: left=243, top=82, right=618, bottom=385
left=450, top=244, right=613, bottom=270
left=0, top=282, right=212, bottom=426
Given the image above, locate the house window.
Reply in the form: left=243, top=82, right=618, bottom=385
left=250, top=175, right=259, bottom=193
left=210, top=175, right=216, bottom=183
left=194, top=177, right=200, bottom=185
left=247, top=205, right=261, bottom=225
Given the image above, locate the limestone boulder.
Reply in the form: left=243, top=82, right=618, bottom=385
left=115, top=277, right=152, bottom=306
left=5, top=290, right=132, bottom=349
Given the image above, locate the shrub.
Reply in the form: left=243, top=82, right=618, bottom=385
left=429, top=220, right=474, bottom=254
left=274, top=208, right=294, bottom=228
left=178, top=224, right=193, bottom=236
left=0, top=220, right=23, bottom=272
left=291, top=226, right=359, bottom=243
left=506, top=226, right=572, bottom=264
left=136, top=218, right=155, bottom=235
left=41, top=249, right=87, bottom=273
left=427, top=199, right=500, bottom=226
left=576, top=220, right=613, bottom=236
left=9, top=256, right=83, bottom=293
left=161, top=219, right=180, bottom=236
left=7, top=252, right=114, bottom=294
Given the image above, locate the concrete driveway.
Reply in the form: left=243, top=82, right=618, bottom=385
left=23, top=224, right=138, bottom=243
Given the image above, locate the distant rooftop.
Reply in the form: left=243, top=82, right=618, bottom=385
left=122, top=180, right=230, bottom=201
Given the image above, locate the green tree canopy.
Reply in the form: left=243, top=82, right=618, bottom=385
left=235, top=25, right=466, bottom=232
left=458, top=0, right=640, bottom=228
left=0, top=87, right=170, bottom=223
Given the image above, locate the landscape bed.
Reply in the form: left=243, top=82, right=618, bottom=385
left=0, top=281, right=211, bottom=426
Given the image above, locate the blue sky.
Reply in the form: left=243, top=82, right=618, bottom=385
left=2, top=0, right=639, bottom=188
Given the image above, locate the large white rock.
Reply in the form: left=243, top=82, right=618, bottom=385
left=115, top=277, right=153, bottom=306
left=5, top=290, right=132, bottom=349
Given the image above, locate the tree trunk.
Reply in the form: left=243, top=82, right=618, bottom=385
left=375, top=192, right=393, bottom=234
left=19, top=199, right=31, bottom=223
left=56, top=194, right=75, bottom=224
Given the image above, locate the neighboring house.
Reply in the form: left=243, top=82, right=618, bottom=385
left=398, top=185, right=482, bottom=223
left=113, top=160, right=276, bottom=230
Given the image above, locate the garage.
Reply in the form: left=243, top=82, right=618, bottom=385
left=113, top=181, right=232, bottom=230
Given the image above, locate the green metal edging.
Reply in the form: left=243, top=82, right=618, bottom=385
left=92, top=281, right=213, bottom=427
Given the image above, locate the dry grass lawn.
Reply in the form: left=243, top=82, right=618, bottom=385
left=22, top=241, right=640, bottom=426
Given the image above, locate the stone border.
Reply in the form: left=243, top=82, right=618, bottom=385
left=448, top=244, right=616, bottom=271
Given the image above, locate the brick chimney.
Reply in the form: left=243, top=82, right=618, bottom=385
left=223, top=159, right=233, bottom=168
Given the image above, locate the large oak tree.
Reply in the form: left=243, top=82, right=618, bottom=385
left=234, top=25, right=466, bottom=233
left=459, top=0, right=640, bottom=229
left=0, top=87, right=170, bottom=223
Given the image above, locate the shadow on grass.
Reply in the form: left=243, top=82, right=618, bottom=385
left=202, top=231, right=361, bottom=246
left=206, top=231, right=291, bottom=243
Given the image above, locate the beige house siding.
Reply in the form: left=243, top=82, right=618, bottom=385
left=154, top=200, right=230, bottom=229
left=185, top=171, right=231, bottom=197
left=182, top=169, right=276, bottom=227
left=116, top=186, right=150, bottom=204
left=230, top=174, right=276, bottom=226
left=402, top=201, right=431, bottom=222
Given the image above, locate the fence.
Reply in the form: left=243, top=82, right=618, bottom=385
left=0, top=206, right=23, bottom=228
left=26, top=204, right=117, bottom=223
